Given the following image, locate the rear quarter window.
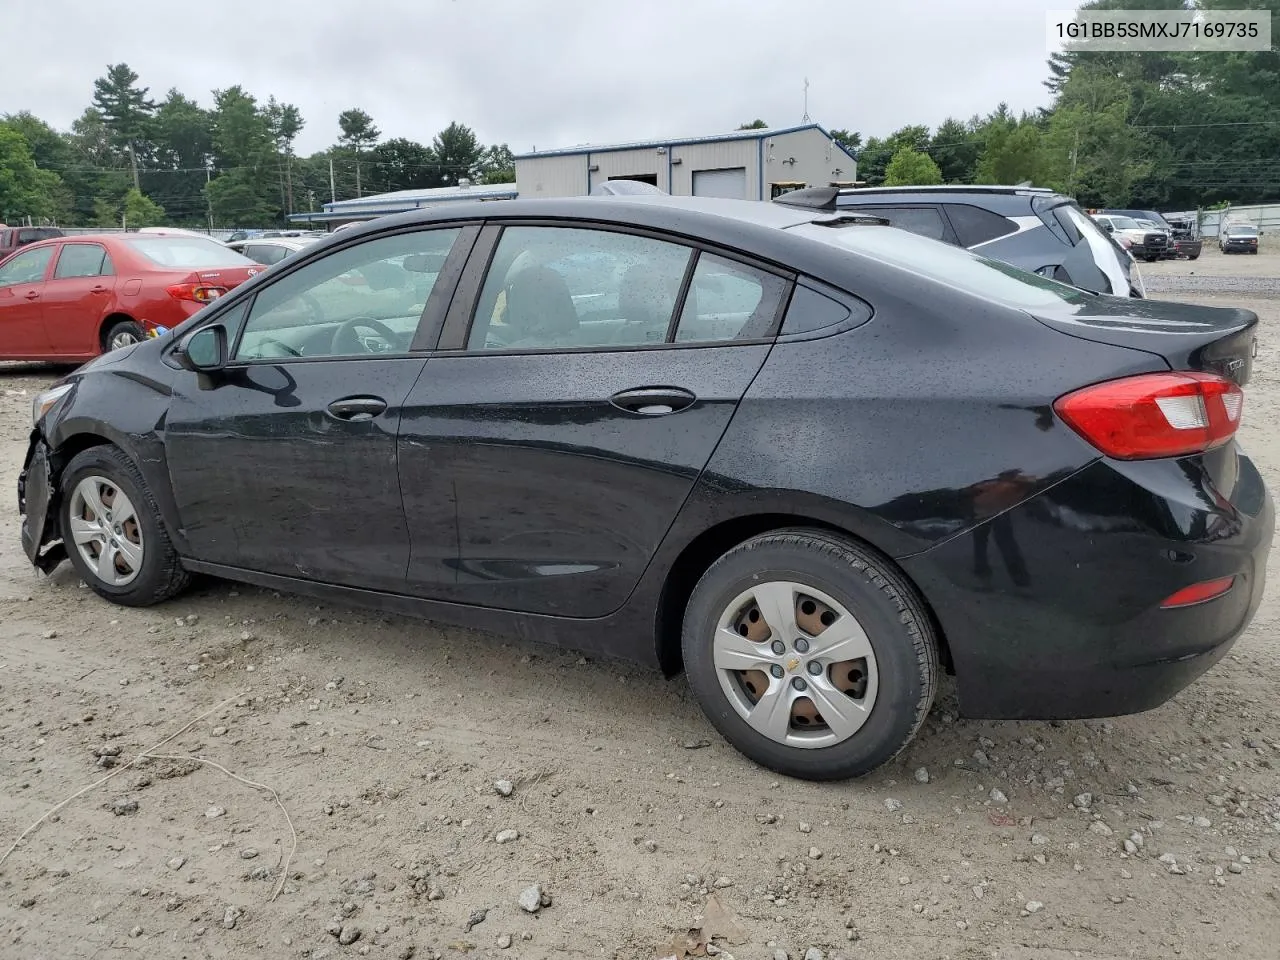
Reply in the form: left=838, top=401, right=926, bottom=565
left=943, top=204, right=1018, bottom=247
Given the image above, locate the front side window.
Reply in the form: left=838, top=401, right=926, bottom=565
left=467, top=227, right=693, bottom=351
left=675, top=254, right=789, bottom=342
left=234, top=228, right=460, bottom=361
left=245, top=244, right=289, bottom=265
left=53, top=243, right=112, bottom=279
left=0, top=246, right=54, bottom=286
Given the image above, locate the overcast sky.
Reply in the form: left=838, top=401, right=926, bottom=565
left=10, top=0, right=1074, bottom=155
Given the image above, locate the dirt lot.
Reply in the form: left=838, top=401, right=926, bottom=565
left=2, top=247, right=1279, bottom=960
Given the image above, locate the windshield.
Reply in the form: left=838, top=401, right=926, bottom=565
left=1225, top=224, right=1258, bottom=236
left=1108, top=217, right=1141, bottom=230
left=125, top=236, right=255, bottom=268
left=788, top=222, right=1090, bottom=309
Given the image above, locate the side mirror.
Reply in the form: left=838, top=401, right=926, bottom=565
left=1103, top=223, right=1114, bottom=233
left=176, top=324, right=228, bottom=372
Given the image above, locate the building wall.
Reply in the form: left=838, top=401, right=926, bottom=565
left=516, top=154, right=588, bottom=198
left=514, top=127, right=857, bottom=200
left=760, top=128, right=857, bottom=199
left=669, top=140, right=759, bottom=198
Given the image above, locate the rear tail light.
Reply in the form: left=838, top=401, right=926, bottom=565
left=1054, top=372, right=1243, bottom=460
left=1160, top=576, right=1235, bottom=609
left=166, top=282, right=227, bottom=303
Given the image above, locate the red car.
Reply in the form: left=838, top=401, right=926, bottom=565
left=0, top=233, right=265, bottom=362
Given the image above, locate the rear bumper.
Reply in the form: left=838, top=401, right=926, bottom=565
left=1174, top=239, right=1202, bottom=257
left=902, top=451, right=1273, bottom=720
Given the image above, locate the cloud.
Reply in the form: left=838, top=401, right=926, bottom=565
left=7, top=0, right=1065, bottom=154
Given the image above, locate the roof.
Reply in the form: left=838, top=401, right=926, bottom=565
left=514, top=123, right=858, bottom=163
left=325, top=182, right=518, bottom=211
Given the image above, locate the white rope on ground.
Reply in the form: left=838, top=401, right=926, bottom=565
left=145, top=753, right=297, bottom=902
left=0, top=689, right=296, bottom=899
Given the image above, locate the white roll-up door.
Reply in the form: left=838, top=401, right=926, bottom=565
left=692, top=167, right=747, bottom=199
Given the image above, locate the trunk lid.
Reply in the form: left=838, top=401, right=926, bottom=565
left=1029, top=297, right=1258, bottom=386
left=190, top=265, right=264, bottom=290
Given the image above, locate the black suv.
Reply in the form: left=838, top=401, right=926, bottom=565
left=776, top=185, right=1143, bottom=297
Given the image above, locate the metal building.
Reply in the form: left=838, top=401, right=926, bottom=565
left=287, top=180, right=518, bottom=230
left=515, top=123, right=857, bottom=201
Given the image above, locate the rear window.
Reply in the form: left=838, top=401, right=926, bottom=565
left=1225, top=224, right=1258, bottom=236
left=124, top=236, right=254, bottom=268
left=788, top=222, right=1089, bottom=309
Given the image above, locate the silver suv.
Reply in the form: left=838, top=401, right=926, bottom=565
left=775, top=185, right=1143, bottom=297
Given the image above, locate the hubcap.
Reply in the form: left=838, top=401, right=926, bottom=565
left=110, top=331, right=140, bottom=350
left=712, top=581, right=879, bottom=749
left=68, top=476, right=144, bottom=587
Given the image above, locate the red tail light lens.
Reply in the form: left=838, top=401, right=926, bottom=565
left=1160, top=576, right=1235, bottom=609
left=166, top=283, right=227, bottom=304
left=1054, top=372, right=1243, bottom=460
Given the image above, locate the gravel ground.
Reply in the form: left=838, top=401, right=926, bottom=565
left=1, top=246, right=1279, bottom=960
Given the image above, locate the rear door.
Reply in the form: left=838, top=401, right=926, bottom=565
left=0, top=245, right=56, bottom=357
left=164, top=224, right=474, bottom=591
left=42, top=242, right=117, bottom=356
left=396, top=222, right=791, bottom=615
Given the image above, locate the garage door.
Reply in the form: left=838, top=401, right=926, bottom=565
left=692, top=167, right=748, bottom=199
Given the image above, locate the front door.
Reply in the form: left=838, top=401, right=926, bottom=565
left=164, top=225, right=467, bottom=590
left=398, top=223, right=792, bottom=616
left=43, top=242, right=117, bottom=356
left=0, top=245, right=56, bottom=358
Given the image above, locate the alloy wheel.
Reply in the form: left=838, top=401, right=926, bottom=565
left=712, top=580, right=879, bottom=749
left=68, top=475, right=144, bottom=587
left=110, top=330, right=141, bottom=350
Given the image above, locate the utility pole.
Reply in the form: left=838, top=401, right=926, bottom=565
left=205, top=165, right=214, bottom=234
left=802, top=78, right=810, bottom=123
left=329, top=156, right=337, bottom=203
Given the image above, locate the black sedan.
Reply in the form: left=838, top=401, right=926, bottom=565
left=18, top=193, right=1272, bottom=781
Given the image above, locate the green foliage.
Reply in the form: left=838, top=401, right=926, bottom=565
left=478, top=143, right=516, bottom=184
left=976, top=124, right=1046, bottom=185
left=91, top=62, right=155, bottom=160
left=883, top=146, right=943, bottom=186
left=123, top=187, right=165, bottom=226
left=431, top=122, right=484, bottom=186
left=737, top=119, right=768, bottom=129
left=206, top=169, right=277, bottom=226
left=0, top=125, right=64, bottom=223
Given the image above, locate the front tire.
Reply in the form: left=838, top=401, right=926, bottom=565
left=681, top=529, right=939, bottom=781
left=59, top=445, right=190, bottom=606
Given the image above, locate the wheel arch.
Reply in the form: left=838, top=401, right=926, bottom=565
left=98, top=312, right=139, bottom=351
left=653, top=513, right=954, bottom=679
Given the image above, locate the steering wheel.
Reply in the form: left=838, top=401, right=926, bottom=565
left=331, top=317, right=400, bottom=356
left=255, top=337, right=303, bottom=358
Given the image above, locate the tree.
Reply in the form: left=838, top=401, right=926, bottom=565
left=883, top=146, right=943, bottom=186
left=827, top=128, right=862, bottom=156
left=929, top=117, right=981, bottom=183
left=337, top=108, right=380, bottom=196
left=91, top=63, right=155, bottom=188
left=150, top=90, right=212, bottom=226
left=857, top=125, right=932, bottom=186
left=366, top=138, right=436, bottom=193
left=123, top=187, right=165, bottom=226
left=737, top=119, right=768, bottom=130
left=975, top=123, right=1045, bottom=186
left=265, top=97, right=304, bottom=213
left=431, top=122, right=483, bottom=187
left=206, top=169, right=277, bottom=226
left=0, top=126, right=64, bottom=223
left=478, top=143, right=515, bottom=184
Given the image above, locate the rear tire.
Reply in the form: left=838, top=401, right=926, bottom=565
left=103, top=319, right=144, bottom=353
left=1188, top=254, right=1200, bottom=261
left=59, top=445, right=190, bottom=607
left=681, top=529, right=939, bottom=781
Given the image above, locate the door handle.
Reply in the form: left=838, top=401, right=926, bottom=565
left=90, top=285, right=109, bottom=293
left=326, top=396, right=388, bottom=422
left=24, top=291, right=39, bottom=300
left=609, top=386, right=697, bottom=416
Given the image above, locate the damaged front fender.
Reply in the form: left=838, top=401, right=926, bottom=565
left=18, top=430, right=66, bottom=573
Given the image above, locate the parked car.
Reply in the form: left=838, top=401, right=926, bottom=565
left=224, top=236, right=321, bottom=266
left=1220, top=222, right=1260, bottom=254
left=1097, top=209, right=1180, bottom=258
left=1164, top=215, right=1203, bottom=260
left=0, top=233, right=265, bottom=361
left=775, top=185, right=1144, bottom=297
left=0, top=225, right=63, bottom=260
left=19, top=194, right=1270, bottom=781
left=1091, top=214, right=1170, bottom=262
